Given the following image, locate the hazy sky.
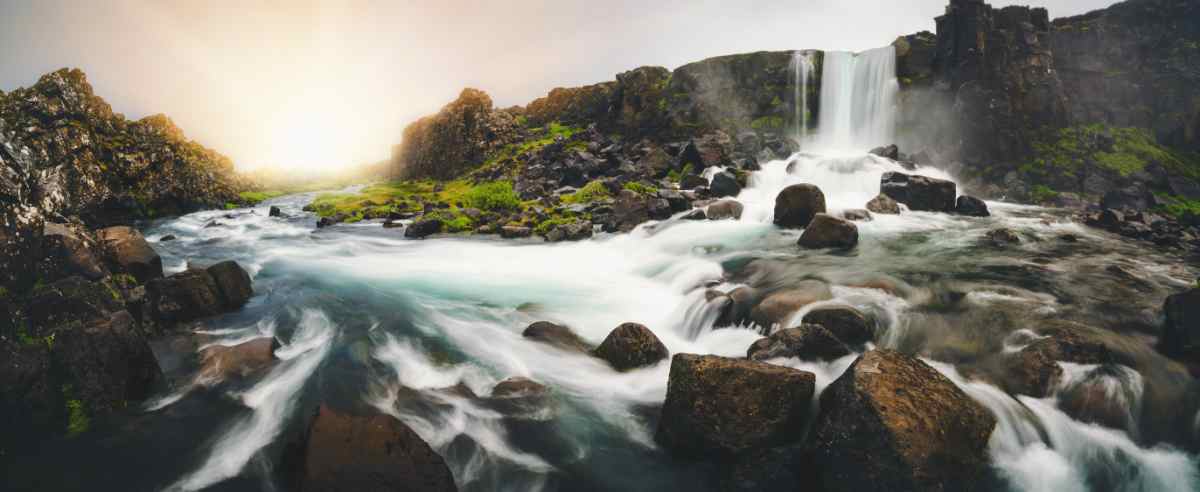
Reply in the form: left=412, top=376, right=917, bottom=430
left=0, top=0, right=1114, bottom=171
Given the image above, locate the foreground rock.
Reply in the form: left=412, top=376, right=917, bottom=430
left=593, top=323, right=669, bottom=371
left=746, top=324, right=851, bottom=362
left=656, top=354, right=815, bottom=457
left=773, top=184, right=826, bottom=228
left=955, top=195, right=990, bottom=217
left=865, top=194, right=900, bottom=214
left=880, top=172, right=956, bottom=213
left=98, top=226, right=164, bottom=283
left=797, top=213, right=859, bottom=250
left=522, top=321, right=593, bottom=354
left=284, top=404, right=457, bottom=492
left=199, top=337, right=278, bottom=380
left=812, top=350, right=996, bottom=492
left=1160, top=288, right=1200, bottom=362
left=147, top=261, right=253, bottom=324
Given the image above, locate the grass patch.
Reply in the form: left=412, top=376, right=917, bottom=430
left=533, top=217, right=577, bottom=236
left=238, top=190, right=286, bottom=205
left=623, top=181, right=658, bottom=195
left=668, top=163, right=695, bottom=183
left=62, top=384, right=89, bottom=437
left=561, top=180, right=611, bottom=205
left=1156, top=194, right=1200, bottom=221
left=471, top=121, right=585, bottom=179
left=1030, top=185, right=1059, bottom=203
left=1024, top=124, right=1199, bottom=180
left=463, top=181, right=521, bottom=212
left=309, top=180, right=472, bottom=218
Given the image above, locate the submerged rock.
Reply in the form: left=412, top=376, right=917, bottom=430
left=199, top=337, right=278, bottom=380
left=773, top=184, right=826, bottom=228
left=749, top=281, right=833, bottom=333
left=798, top=214, right=858, bottom=250
left=880, top=172, right=956, bottom=213
left=522, top=321, right=593, bottom=354
left=284, top=404, right=457, bottom=492
left=985, top=228, right=1021, bottom=245
left=812, top=350, right=995, bottom=492
left=865, top=193, right=900, bottom=215
left=593, top=323, right=669, bottom=371
left=955, top=195, right=990, bottom=217
left=1005, top=324, right=1114, bottom=397
left=1160, top=288, right=1200, bottom=362
left=1057, top=364, right=1141, bottom=433
left=801, top=306, right=874, bottom=348
left=869, top=144, right=900, bottom=160
left=655, top=354, right=815, bottom=457
left=706, top=199, right=744, bottom=221
left=681, top=209, right=707, bottom=221
left=746, top=323, right=851, bottom=362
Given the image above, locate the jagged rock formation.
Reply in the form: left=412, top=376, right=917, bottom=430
left=393, top=88, right=523, bottom=180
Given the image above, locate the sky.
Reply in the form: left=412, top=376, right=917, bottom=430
left=0, top=0, right=1115, bottom=172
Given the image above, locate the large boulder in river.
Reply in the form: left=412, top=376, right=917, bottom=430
left=709, top=171, right=742, bottom=198
left=206, top=260, right=253, bottom=309
left=522, top=321, right=593, bottom=354
left=865, top=194, right=900, bottom=214
left=1160, top=288, right=1200, bottom=361
left=284, top=404, right=457, bottom=492
left=954, top=195, right=990, bottom=217
left=593, top=323, right=669, bottom=371
left=98, top=226, right=163, bottom=283
left=746, top=323, right=850, bottom=362
left=880, top=172, right=956, bottom=213
left=404, top=217, right=443, bottom=239
left=812, top=350, right=996, bottom=492
left=655, top=354, right=815, bottom=458
left=801, top=306, right=874, bottom=348
left=706, top=199, right=744, bottom=221
left=797, top=214, right=858, bottom=250
left=773, top=184, right=826, bottom=228
left=749, top=281, right=833, bottom=332
left=147, top=261, right=253, bottom=324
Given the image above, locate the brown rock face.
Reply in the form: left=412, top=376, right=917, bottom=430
left=198, top=337, right=277, bottom=380
left=749, top=281, right=833, bottom=333
left=206, top=260, right=253, bottom=309
left=746, top=323, right=851, bottom=362
left=98, top=226, right=163, bottom=283
left=593, top=322, right=669, bottom=371
left=773, top=184, right=826, bottom=228
left=655, top=354, right=815, bottom=458
left=286, top=404, right=457, bottom=492
left=812, top=350, right=996, bottom=492
left=802, top=306, right=874, bottom=348
left=797, top=213, right=859, bottom=250
left=146, top=261, right=254, bottom=324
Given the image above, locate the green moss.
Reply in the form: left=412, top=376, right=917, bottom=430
left=223, top=202, right=238, bottom=210
left=562, top=180, right=611, bottom=204
left=425, top=209, right=475, bottom=233
left=668, top=163, right=696, bottom=183
left=464, top=181, right=521, bottom=212
left=237, top=190, right=286, bottom=205
left=534, top=217, right=577, bottom=236
left=623, top=181, right=658, bottom=195
left=1156, top=194, right=1200, bottom=221
left=1026, top=124, right=1199, bottom=179
left=750, top=116, right=784, bottom=131
left=16, top=323, right=38, bottom=346
left=62, top=384, right=89, bottom=436
left=1030, top=185, right=1059, bottom=203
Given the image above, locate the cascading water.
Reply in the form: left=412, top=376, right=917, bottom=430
left=812, top=46, right=898, bottom=152
left=790, top=50, right=816, bottom=144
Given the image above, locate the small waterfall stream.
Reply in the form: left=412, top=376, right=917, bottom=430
left=790, top=50, right=816, bottom=144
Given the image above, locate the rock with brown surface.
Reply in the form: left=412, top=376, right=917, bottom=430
left=206, top=260, right=253, bottom=309
left=773, top=184, right=826, bottom=229
left=866, top=194, right=900, bottom=214
left=198, top=337, right=278, bottom=380
left=1005, top=326, right=1114, bottom=397
left=98, top=226, right=163, bottom=283
left=593, top=323, right=669, bottom=371
left=521, top=321, right=593, bottom=354
left=748, top=281, right=833, bottom=333
left=802, top=306, right=874, bottom=348
left=746, top=324, right=851, bottom=362
left=285, top=404, right=457, bottom=492
left=706, top=199, right=744, bottom=220
left=655, top=354, right=815, bottom=458
left=812, top=350, right=996, bottom=492
left=797, top=213, right=859, bottom=250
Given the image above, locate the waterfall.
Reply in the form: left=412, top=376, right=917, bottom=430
left=790, top=51, right=816, bottom=144
left=813, top=46, right=898, bottom=153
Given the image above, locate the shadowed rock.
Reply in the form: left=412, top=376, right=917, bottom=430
left=955, top=195, right=990, bottom=217
left=1160, top=288, right=1200, bottom=362
left=880, top=172, right=956, bottom=213
left=773, top=184, right=826, bottom=228
left=522, top=321, right=593, bottom=354
left=746, top=323, right=851, bottom=362
left=802, top=306, right=874, bottom=348
left=98, top=226, right=163, bottom=283
left=798, top=214, right=858, bottom=250
left=593, top=322, right=669, bottom=371
left=749, top=281, right=833, bottom=333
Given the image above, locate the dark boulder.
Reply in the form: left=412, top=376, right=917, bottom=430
left=604, top=189, right=672, bottom=233
left=269, top=206, right=282, bottom=217
left=98, top=226, right=163, bottom=283
left=41, top=223, right=107, bottom=281
left=593, top=323, right=669, bottom=371
left=1161, top=288, right=1200, bottom=361
left=680, top=174, right=709, bottom=190
left=657, top=189, right=690, bottom=212
left=160, top=234, right=177, bottom=242
left=500, top=226, right=532, bottom=239
left=749, top=281, right=833, bottom=332
left=955, top=195, right=990, bottom=217
left=638, top=147, right=673, bottom=178
left=880, top=172, right=956, bottom=213
left=681, top=209, right=707, bottom=220
left=488, top=377, right=552, bottom=417
left=869, top=144, right=900, bottom=160
left=1005, top=324, right=1114, bottom=397
left=25, top=276, right=124, bottom=331
left=746, top=324, right=851, bottom=362
left=543, top=220, right=593, bottom=242
left=706, top=199, right=744, bottom=221
left=797, top=214, right=859, bottom=250
left=865, top=194, right=900, bottom=214
left=812, top=350, right=996, bottom=492
left=709, top=171, right=742, bottom=198
left=655, top=354, right=815, bottom=457
left=773, top=184, right=826, bottom=228
left=404, top=217, right=444, bottom=239
left=522, top=321, right=593, bottom=354
left=801, top=306, right=874, bottom=348
left=284, top=404, right=457, bottom=492
left=206, top=260, right=253, bottom=309
left=147, top=269, right=223, bottom=323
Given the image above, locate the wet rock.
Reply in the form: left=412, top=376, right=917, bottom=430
left=802, top=306, right=874, bottom=348
left=869, top=144, right=900, bottom=160
left=1057, top=364, right=1141, bottom=433
left=522, top=321, right=593, bottom=354
left=655, top=354, right=815, bottom=457
left=316, top=215, right=345, bottom=228
left=593, top=322, right=669, bottom=371
left=657, top=189, right=690, bottom=212
left=841, top=209, right=873, bottom=222
left=199, top=337, right=278, bottom=380
left=25, top=276, right=124, bottom=331
left=709, top=171, right=742, bottom=198
left=269, top=206, right=282, bottom=217
left=955, top=195, right=990, bottom=217
left=147, top=269, right=223, bottom=323
left=798, top=214, right=858, bottom=250
left=41, top=222, right=107, bottom=281
left=382, top=219, right=404, bottom=229
left=1160, top=288, right=1200, bottom=361
left=500, top=226, right=532, bottom=239
left=749, top=281, right=833, bottom=333
left=491, top=377, right=547, bottom=398
left=488, top=377, right=552, bottom=417
left=706, top=199, right=744, bottom=221
left=284, top=404, right=457, bottom=492
left=681, top=209, right=707, bottom=221
left=206, top=260, right=253, bottom=309
left=865, top=194, right=900, bottom=215
left=543, top=220, right=592, bottom=242
left=812, top=350, right=996, bottom=492
left=604, top=189, right=672, bottom=233
left=404, top=217, right=443, bottom=239
left=880, top=172, right=956, bottom=213
left=747, top=324, right=851, bottom=362
left=98, top=226, right=163, bottom=283
left=773, top=184, right=826, bottom=228
left=680, top=174, right=708, bottom=190
left=1005, top=325, right=1114, bottom=397
left=713, top=286, right=759, bottom=328
left=159, top=234, right=177, bottom=242
left=985, top=228, right=1021, bottom=245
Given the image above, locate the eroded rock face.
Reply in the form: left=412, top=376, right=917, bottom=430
left=880, top=172, right=956, bottom=213
left=746, top=323, right=850, bottom=362
left=392, top=88, right=521, bottom=180
left=98, top=226, right=163, bottom=283
left=284, top=404, right=457, bottom=492
left=812, top=350, right=996, bottom=492
left=655, top=354, right=815, bottom=458
left=797, top=213, right=859, bottom=250
left=593, top=322, right=669, bottom=371
left=1161, top=288, right=1200, bottom=362
left=773, top=184, right=826, bottom=228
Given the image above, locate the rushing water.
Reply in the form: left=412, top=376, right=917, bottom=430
left=790, top=50, right=816, bottom=143
left=813, top=47, right=898, bottom=152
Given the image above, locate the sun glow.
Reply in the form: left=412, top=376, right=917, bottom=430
left=262, top=91, right=374, bottom=173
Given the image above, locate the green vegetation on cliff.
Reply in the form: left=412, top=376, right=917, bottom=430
left=309, top=179, right=523, bottom=224
left=561, top=180, right=611, bottom=204
left=1023, top=124, right=1198, bottom=179
left=471, top=122, right=584, bottom=179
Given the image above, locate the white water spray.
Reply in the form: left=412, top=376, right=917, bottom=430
left=813, top=46, right=898, bottom=152
left=790, top=50, right=816, bottom=143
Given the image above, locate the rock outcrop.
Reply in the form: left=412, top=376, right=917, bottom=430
left=880, top=172, right=956, bottom=213
left=1159, top=288, right=1200, bottom=362
left=811, top=350, right=996, bottom=492
left=392, top=88, right=521, bottom=180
